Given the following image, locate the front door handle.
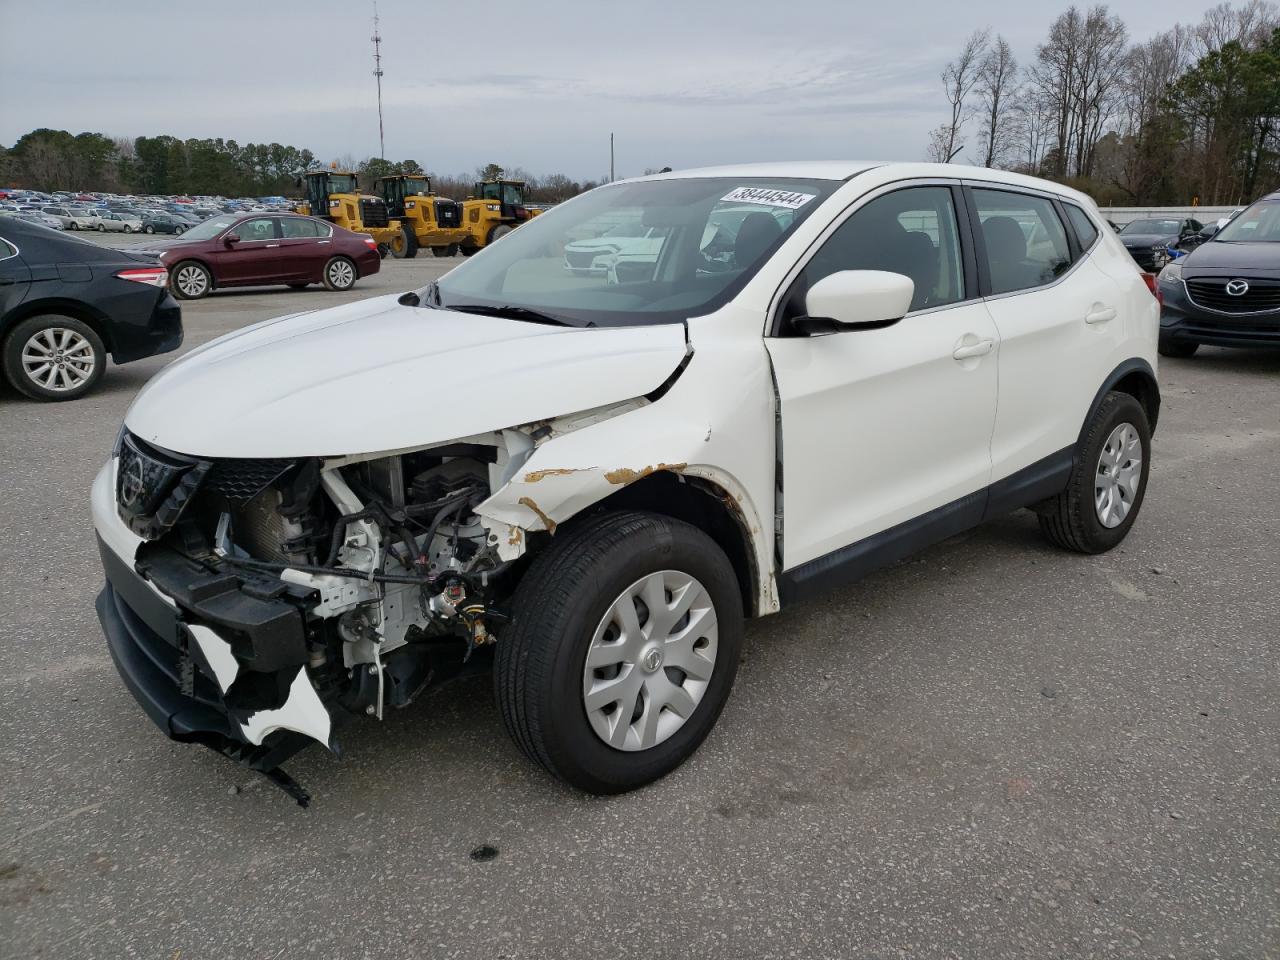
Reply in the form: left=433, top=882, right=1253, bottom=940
left=266, top=243, right=280, bottom=248
left=953, top=337, right=995, bottom=360
left=1085, top=304, right=1117, bottom=324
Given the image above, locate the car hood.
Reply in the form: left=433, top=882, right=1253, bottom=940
left=1181, top=240, right=1280, bottom=273
left=1121, top=232, right=1177, bottom=247
left=125, top=294, right=688, bottom=459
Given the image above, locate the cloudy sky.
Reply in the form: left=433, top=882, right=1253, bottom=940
left=2, top=0, right=1219, bottom=179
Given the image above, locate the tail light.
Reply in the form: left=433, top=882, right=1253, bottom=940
left=362, top=236, right=378, bottom=249
left=116, top=267, right=168, bottom=288
left=1140, top=272, right=1158, bottom=297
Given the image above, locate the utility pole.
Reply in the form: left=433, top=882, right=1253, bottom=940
left=372, top=0, right=385, bottom=159
left=609, top=133, right=615, bottom=183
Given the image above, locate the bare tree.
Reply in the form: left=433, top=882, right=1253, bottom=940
left=1193, top=0, right=1280, bottom=55
left=929, top=29, right=991, bottom=162
left=976, top=36, right=1020, bottom=167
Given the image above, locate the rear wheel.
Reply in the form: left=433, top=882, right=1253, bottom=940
left=460, top=244, right=478, bottom=257
left=144, top=225, right=155, bottom=234
left=97, top=223, right=106, bottom=232
left=2, top=315, right=105, bottom=402
left=171, top=260, right=212, bottom=300
left=323, top=256, right=357, bottom=291
left=1158, top=335, right=1198, bottom=358
left=389, top=226, right=418, bottom=259
left=1038, top=391, right=1151, bottom=554
left=496, top=511, right=743, bottom=794
left=431, top=243, right=458, bottom=257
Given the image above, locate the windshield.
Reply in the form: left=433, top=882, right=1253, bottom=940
left=1215, top=200, right=1280, bottom=242
left=327, top=174, right=357, bottom=194
left=180, top=214, right=239, bottom=241
left=434, top=177, right=836, bottom=326
left=401, top=178, right=433, bottom=196
left=1121, top=219, right=1180, bottom=235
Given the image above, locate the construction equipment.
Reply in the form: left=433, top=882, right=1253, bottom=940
left=374, top=175, right=469, bottom=259
left=458, top=179, right=540, bottom=256
left=295, top=170, right=402, bottom=256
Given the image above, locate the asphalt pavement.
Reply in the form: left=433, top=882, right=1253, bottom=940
left=1, top=244, right=1277, bottom=959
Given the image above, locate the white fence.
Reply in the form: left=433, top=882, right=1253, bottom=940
left=1097, top=206, right=1239, bottom=226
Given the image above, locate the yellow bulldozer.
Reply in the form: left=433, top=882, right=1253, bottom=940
left=295, top=170, right=402, bottom=255
left=374, top=174, right=470, bottom=259
left=457, top=178, right=540, bottom=256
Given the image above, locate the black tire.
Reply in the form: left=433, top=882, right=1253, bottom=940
left=430, top=244, right=457, bottom=258
left=460, top=244, right=478, bottom=257
left=487, top=224, right=513, bottom=245
left=1158, top=336, right=1198, bottom=358
left=2, top=314, right=106, bottom=402
left=322, top=256, right=357, bottom=291
left=144, top=225, right=155, bottom=234
left=1038, top=391, right=1151, bottom=554
left=97, top=223, right=106, bottom=232
left=70, top=222, right=79, bottom=230
left=123, top=225, right=133, bottom=234
left=496, top=511, right=744, bottom=794
left=174, top=225, right=185, bottom=235
left=170, top=260, right=212, bottom=300
left=390, top=226, right=418, bottom=259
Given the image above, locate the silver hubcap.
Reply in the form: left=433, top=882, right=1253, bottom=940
left=582, top=570, right=718, bottom=752
left=21, top=328, right=95, bottom=391
left=176, top=265, right=208, bottom=297
left=1095, top=422, right=1142, bottom=528
left=328, top=260, right=354, bottom=287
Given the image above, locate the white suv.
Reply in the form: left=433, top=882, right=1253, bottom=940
left=92, top=163, right=1159, bottom=803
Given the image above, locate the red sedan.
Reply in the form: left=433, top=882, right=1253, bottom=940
left=131, top=213, right=381, bottom=300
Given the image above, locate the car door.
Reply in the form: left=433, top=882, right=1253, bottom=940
left=210, top=217, right=283, bottom=285
left=766, top=182, right=999, bottom=570
left=277, top=216, right=327, bottom=280
left=968, top=186, right=1126, bottom=484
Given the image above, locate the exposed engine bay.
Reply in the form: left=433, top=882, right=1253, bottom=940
left=118, top=426, right=542, bottom=798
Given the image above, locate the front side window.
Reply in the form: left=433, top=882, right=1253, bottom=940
left=237, top=218, right=276, bottom=242
left=972, top=188, right=1071, bottom=295
left=784, top=185, right=966, bottom=318
left=433, top=177, right=838, bottom=327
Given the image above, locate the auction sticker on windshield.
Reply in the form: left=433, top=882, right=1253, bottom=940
left=720, top=187, right=817, bottom=210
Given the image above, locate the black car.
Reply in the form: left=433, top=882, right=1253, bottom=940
left=139, top=211, right=187, bottom=235
left=0, top=218, right=182, bottom=400
left=1118, top=217, right=1204, bottom=271
left=1156, top=192, right=1280, bottom=357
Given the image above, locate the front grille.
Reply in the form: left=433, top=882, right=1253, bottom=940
left=1185, top=277, right=1280, bottom=314
left=204, top=458, right=293, bottom=507
left=359, top=198, right=390, bottom=228
left=565, top=250, right=601, bottom=269
left=434, top=199, right=461, bottom=228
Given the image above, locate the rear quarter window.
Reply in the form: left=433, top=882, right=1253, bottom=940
left=1064, top=204, right=1100, bottom=250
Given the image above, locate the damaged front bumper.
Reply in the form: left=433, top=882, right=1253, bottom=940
left=92, top=461, right=335, bottom=805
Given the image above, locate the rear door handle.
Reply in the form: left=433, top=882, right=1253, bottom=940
left=1085, top=304, right=1117, bottom=324
left=953, top=337, right=995, bottom=360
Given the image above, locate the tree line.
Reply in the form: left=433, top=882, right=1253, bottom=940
left=0, top=130, right=606, bottom=203
left=929, top=1, right=1280, bottom=206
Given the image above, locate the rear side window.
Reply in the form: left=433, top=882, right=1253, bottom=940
left=972, top=188, right=1072, bottom=295
left=0, top=239, right=17, bottom=261
left=281, top=217, right=322, bottom=238
left=1064, top=204, right=1099, bottom=250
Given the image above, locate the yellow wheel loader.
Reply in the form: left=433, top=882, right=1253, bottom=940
left=295, top=170, right=403, bottom=256
left=457, top=179, right=541, bottom=256
left=374, top=175, right=469, bottom=259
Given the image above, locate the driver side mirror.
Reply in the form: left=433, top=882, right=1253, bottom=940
left=223, top=233, right=241, bottom=246
left=792, top=270, right=915, bottom=336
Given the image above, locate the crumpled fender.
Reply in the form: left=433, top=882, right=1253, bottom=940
left=475, top=375, right=779, bottom=614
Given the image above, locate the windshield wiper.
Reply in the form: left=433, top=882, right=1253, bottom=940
left=444, top=303, right=578, bottom=327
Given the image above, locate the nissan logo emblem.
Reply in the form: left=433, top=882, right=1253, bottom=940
left=120, top=456, right=146, bottom=508
left=1225, top=279, right=1250, bottom=296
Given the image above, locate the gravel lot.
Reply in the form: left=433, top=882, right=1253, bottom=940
left=1, top=239, right=1277, bottom=958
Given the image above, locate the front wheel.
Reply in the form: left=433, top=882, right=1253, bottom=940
left=97, top=223, right=106, bottom=232
left=487, top=224, right=513, bottom=245
left=496, top=511, right=744, bottom=794
left=171, top=260, right=212, bottom=300
left=1038, top=391, right=1151, bottom=554
left=389, top=226, right=418, bottom=259
left=144, top=225, right=155, bottom=234
left=123, top=225, right=133, bottom=234
left=70, top=222, right=79, bottom=230
left=323, top=256, right=357, bottom=291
